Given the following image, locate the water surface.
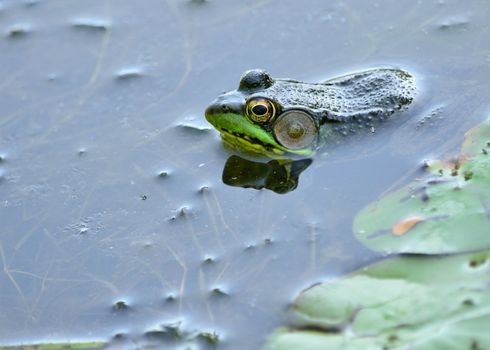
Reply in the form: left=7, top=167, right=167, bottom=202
left=1, top=0, right=489, bottom=348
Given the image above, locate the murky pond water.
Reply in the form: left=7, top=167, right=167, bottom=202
left=1, top=0, right=489, bottom=348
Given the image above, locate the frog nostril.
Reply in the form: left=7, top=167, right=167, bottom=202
left=220, top=104, right=230, bottom=113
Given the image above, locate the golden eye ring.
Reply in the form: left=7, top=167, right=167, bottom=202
left=246, top=98, right=276, bottom=123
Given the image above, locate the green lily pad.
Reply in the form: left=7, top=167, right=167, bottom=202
left=353, top=119, right=490, bottom=254
left=263, top=250, right=490, bottom=350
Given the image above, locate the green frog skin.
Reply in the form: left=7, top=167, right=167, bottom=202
left=205, top=68, right=415, bottom=157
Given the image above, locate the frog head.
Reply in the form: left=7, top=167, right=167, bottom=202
left=205, top=69, right=319, bottom=157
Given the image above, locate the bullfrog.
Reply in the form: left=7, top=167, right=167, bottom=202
left=205, top=68, right=415, bottom=157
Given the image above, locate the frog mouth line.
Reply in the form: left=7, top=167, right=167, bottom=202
left=217, top=127, right=285, bottom=155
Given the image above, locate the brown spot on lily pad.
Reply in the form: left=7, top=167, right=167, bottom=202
left=392, top=217, right=424, bottom=236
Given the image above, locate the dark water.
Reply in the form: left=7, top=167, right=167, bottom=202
left=0, top=0, right=489, bottom=349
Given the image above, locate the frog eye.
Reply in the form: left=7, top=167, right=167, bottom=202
left=273, top=110, right=317, bottom=150
left=246, top=98, right=276, bottom=123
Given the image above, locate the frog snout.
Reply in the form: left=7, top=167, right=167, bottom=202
left=205, top=94, right=244, bottom=123
left=205, top=101, right=235, bottom=116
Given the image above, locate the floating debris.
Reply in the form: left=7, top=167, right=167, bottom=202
left=65, top=214, right=105, bottom=236
left=115, top=67, right=145, bottom=80
left=141, top=322, right=222, bottom=348
left=6, top=23, right=31, bottom=38
left=145, top=321, right=185, bottom=341
left=112, top=300, right=130, bottom=312
left=174, top=116, right=212, bottom=134
left=72, top=18, right=111, bottom=32
left=244, top=243, right=256, bottom=251
left=157, top=170, right=170, bottom=178
left=202, top=255, right=216, bottom=265
left=175, top=123, right=212, bottom=134
left=197, top=331, right=220, bottom=345
left=436, top=17, right=469, bottom=31
left=468, top=254, right=487, bottom=268
left=179, top=205, right=194, bottom=218
left=169, top=205, right=194, bottom=221
left=210, top=286, right=229, bottom=297
left=264, top=237, right=273, bottom=245
left=112, top=333, right=127, bottom=341
left=392, top=216, right=424, bottom=236
left=165, top=293, right=178, bottom=303
left=198, top=185, right=209, bottom=193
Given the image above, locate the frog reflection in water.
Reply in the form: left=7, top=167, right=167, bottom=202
left=222, top=155, right=312, bottom=194
left=205, top=68, right=415, bottom=193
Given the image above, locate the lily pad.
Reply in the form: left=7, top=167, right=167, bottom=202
left=353, top=119, right=490, bottom=254
left=263, top=250, right=490, bottom=350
